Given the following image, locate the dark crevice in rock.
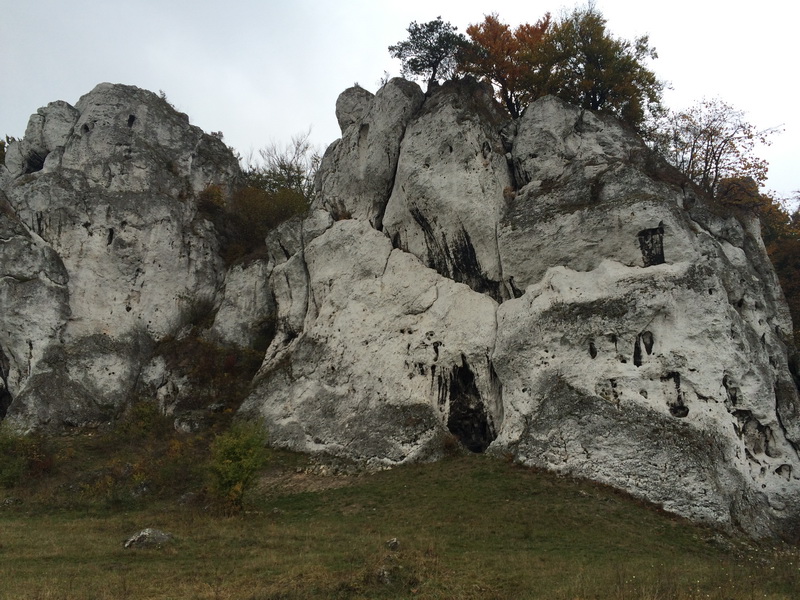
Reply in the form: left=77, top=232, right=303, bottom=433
left=440, top=356, right=497, bottom=453
left=107, top=228, right=114, bottom=246
left=127, top=114, right=136, bottom=128
left=633, top=331, right=654, bottom=367
left=788, top=352, right=800, bottom=395
left=507, top=276, right=523, bottom=299
left=723, top=374, right=740, bottom=407
left=637, top=222, right=665, bottom=267
left=0, top=346, right=11, bottom=420
left=589, top=339, right=598, bottom=359
left=23, top=150, right=47, bottom=174
left=734, top=409, right=780, bottom=458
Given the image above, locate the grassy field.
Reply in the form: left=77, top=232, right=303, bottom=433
left=1, top=418, right=799, bottom=599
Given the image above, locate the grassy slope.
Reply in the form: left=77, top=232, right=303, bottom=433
left=1, top=438, right=800, bottom=600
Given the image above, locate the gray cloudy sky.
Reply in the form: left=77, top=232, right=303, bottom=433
left=2, top=0, right=797, bottom=199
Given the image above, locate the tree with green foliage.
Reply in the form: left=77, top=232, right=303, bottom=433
left=527, top=4, right=663, bottom=129
left=389, top=17, right=467, bottom=90
left=453, top=6, right=661, bottom=128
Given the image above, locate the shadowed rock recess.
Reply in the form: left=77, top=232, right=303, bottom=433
left=2, top=78, right=800, bottom=539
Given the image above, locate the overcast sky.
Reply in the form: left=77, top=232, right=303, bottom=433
left=2, top=0, right=797, bottom=200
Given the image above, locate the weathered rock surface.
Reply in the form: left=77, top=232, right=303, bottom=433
left=314, top=78, right=424, bottom=227
left=382, top=79, right=513, bottom=301
left=243, top=79, right=800, bottom=538
left=239, top=219, right=502, bottom=463
left=3, top=78, right=800, bottom=539
left=0, top=83, right=245, bottom=429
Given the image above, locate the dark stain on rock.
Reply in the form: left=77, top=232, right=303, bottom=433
left=637, top=222, right=665, bottom=267
left=662, top=371, right=688, bottom=417
left=408, top=207, right=503, bottom=302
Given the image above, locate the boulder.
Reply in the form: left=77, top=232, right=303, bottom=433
left=239, top=219, right=501, bottom=464
left=123, top=528, right=174, bottom=549
left=382, top=78, right=514, bottom=301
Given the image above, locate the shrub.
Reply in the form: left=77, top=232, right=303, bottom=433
left=0, top=423, right=54, bottom=488
left=207, top=421, right=269, bottom=512
left=197, top=183, right=225, bottom=208
left=197, top=184, right=308, bottom=266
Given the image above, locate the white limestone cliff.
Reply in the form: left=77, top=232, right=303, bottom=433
left=2, top=78, right=799, bottom=539
left=242, top=78, right=800, bottom=538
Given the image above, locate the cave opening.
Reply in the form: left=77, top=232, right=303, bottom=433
left=0, top=347, right=11, bottom=420
left=446, top=359, right=496, bottom=453
left=23, top=150, right=46, bottom=174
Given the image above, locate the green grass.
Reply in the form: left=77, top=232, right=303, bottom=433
left=2, top=441, right=800, bottom=599
left=1, top=408, right=799, bottom=599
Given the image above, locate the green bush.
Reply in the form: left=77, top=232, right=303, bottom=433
left=207, top=421, right=269, bottom=512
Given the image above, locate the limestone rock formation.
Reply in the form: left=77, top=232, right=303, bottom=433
left=241, top=78, right=800, bottom=539
left=0, top=83, right=243, bottom=429
left=2, top=78, right=800, bottom=539
left=314, top=79, right=424, bottom=227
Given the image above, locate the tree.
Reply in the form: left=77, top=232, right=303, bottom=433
left=527, top=4, right=663, bottom=129
left=656, top=98, right=777, bottom=197
left=458, top=13, right=551, bottom=118
left=757, top=193, right=800, bottom=345
left=389, top=17, right=467, bottom=89
left=201, top=132, right=318, bottom=265
left=241, top=130, right=320, bottom=202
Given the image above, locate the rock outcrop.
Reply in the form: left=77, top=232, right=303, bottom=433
left=2, top=78, right=800, bottom=539
left=241, top=78, right=800, bottom=539
left=0, top=83, right=244, bottom=429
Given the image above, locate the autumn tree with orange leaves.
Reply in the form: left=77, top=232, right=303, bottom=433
left=457, top=13, right=551, bottom=118
left=456, top=6, right=662, bottom=129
